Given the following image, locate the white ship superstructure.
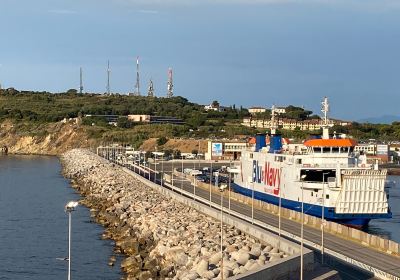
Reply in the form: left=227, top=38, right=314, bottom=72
left=233, top=98, right=391, bottom=227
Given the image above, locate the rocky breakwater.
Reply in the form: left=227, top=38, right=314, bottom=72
left=62, top=149, right=290, bottom=280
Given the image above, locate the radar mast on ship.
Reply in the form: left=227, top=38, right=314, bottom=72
left=321, top=97, right=331, bottom=139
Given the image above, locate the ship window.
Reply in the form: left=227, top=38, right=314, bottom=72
left=323, top=147, right=330, bottom=153
left=250, top=153, right=253, bottom=159
left=332, top=147, right=339, bottom=153
left=311, top=192, right=313, bottom=196
left=296, top=159, right=302, bottom=164
left=326, top=194, right=329, bottom=199
left=300, top=169, right=336, bottom=182
left=314, top=147, right=322, bottom=153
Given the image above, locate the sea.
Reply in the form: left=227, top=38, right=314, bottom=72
left=0, top=155, right=122, bottom=280
left=0, top=156, right=399, bottom=280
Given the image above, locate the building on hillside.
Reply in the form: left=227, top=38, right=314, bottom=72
left=248, top=107, right=266, bottom=115
left=242, top=117, right=349, bottom=131
left=274, top=107, right=286, bottom=114
left=127, top=114, right=184, bottom=125
left=354, top=144, right=390, bottom=163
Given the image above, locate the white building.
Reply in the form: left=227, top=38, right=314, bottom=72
left=248, top=107, right=266, bottom=115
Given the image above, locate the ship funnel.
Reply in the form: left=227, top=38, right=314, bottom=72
left=255, top=134, right=266, bottom=152
left=269, top=134, right=282, bottom=154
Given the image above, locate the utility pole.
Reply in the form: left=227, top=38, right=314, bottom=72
left=167, top=67, right=173, bottom=98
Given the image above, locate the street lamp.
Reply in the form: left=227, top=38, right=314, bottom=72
left=251, top=180, right=255, bottom=224
left=300, top=174, right=307, bottom=280
left=65, top=201, right=79, bottom=280
left=209, top=161, right=213, bottom=207
left=219, top=183, right=228, bottom=280
left=321, top=172, right=329, bottom=264
left=161, top=154, right=164, bottom=186
left=278, top=167, right=283, bottom=244
left=181, top=155, right=184, bottom=192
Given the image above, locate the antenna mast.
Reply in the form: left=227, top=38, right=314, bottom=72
left=270, top=105, right=277, bottom=135
left=106, top=60, right=111, bottom=95
left=79, top=67, right=83, bottom=94
left=321, top=96, right=330, bottom=139
left=167, top=67, right=173, bottom=98
left=147, top=79, right=154, bottom=97
left=134, top=56, right=140, bottom=96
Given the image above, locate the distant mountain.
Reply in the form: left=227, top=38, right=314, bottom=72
left=357, top=115, right=400, bottom=124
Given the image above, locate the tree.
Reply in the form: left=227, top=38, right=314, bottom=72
left=211, top=100, right=220, bottom=108
left=157, top=136, right=168, bottom=146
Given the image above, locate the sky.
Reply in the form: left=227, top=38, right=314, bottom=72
left=0, top=0, right=400, bottom=120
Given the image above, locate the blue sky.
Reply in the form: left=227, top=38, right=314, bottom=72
left=1, top=0, right=400, bottom=120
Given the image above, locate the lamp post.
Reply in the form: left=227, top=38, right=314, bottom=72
left=300, top=174, right=307, bottom=280
left=219, top=183, right=228, bottom=280
left=65, top=201, right=79, bottom=280
left=321, top=172, right=329, bottom=264
left=251, top=180, right=255, bottom=224
left=181, top=155, right=184, bottom=192
left=228, top=160, right=232, bottom=215
left=154, top=153, right=157, bottom=183
left=279, top=167, right=283, bottom=244
left=161, top=155, right=164, bottom=186
left=172, top=158, right=175, bottom=188
left=209, top=161, right=213, bottom=206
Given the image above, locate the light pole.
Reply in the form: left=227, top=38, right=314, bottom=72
left=148, top=155, right=151, bottom=181
left=172, top=157, right=175, bottom=187
left=300, top=174, right=307, bottom=280
left=65, top=201, right=79, bottom=280
left=161, top=155, right=164, bottom=186
left=181, top=155, right=184, bottom=192
left=228, top=161, right=232, bottom=215
left=219, top=183, right=228, bottom=280
left=154, top=153, right=157, bottom=183
left=209, top=161, right=213, bottom=206
left=321, top=172, right=329, bottom=264
left=251, top=180, right=255, bottom=224
left=279, top=167, right=283, bottom=243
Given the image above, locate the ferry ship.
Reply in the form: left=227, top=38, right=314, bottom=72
left=232, top=98, right=392, bottom=227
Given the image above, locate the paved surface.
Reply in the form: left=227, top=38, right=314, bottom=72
left=121, top=160, right=400, bottom=280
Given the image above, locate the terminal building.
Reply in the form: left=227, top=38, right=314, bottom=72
left=205, top=141, right=248, bottom=161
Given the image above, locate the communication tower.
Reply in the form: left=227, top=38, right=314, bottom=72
left=134, top=56, right=140, bottom=96
left=321, top=96, right=331, bottom=139
left=147, top=79, right=154, bottom=97
left=106, top=60, right=111, bottom=95
left=79, top=67, right=83, bottom=94
left=167, top=68, right=173, bottom=98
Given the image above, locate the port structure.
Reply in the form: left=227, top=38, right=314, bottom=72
left=167, top=67, right=173, bottom=98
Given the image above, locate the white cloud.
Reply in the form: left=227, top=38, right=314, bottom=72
left=48, top=9, right=78, bottom=15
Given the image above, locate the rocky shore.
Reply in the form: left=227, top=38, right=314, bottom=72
left=61, top=149, right=290, bottom=279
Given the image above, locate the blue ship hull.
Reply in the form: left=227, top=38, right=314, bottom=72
left=231, top=183, right=392, bottom=228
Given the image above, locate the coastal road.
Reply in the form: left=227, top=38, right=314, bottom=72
left=122, top=160, right=400, bottom=280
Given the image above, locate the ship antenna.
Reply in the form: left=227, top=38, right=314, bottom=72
left=321, top=97, right=330, bottom=139
left=270, top=105, right=277, bottom=135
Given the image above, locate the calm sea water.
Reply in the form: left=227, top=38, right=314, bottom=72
left=366, top=175, right=400, bottom=243
left=0, top=155, right=122, bottom=280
